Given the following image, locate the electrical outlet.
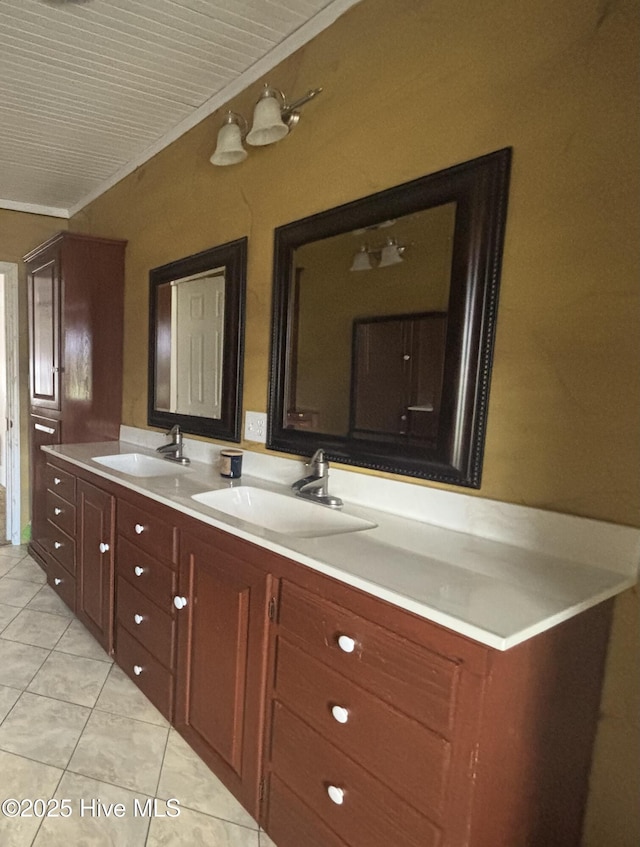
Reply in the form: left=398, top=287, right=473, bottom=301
left=244, top=411, right=267, bottom=443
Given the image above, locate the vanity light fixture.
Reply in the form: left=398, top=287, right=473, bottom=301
left=210, top=84, right=323, bottom=166
left=350, top=238, right=406, bottom=271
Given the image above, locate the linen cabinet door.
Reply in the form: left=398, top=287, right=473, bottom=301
left=174, top=527, right=271, bottom=819
left=76, top=479, right=115, bottom=652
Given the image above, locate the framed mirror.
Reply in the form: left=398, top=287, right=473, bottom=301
left=148, top=238, right=247, bottom=441
left=268, top=149, right=511, bottom=487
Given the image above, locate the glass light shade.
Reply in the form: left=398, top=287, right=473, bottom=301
left=350, top=247, right=373, bottom=271
left=246, top=92, right=289, bottom=146
left=210, top=120, right=247, bottom=166
left=378, top=239, right=404, bottom=267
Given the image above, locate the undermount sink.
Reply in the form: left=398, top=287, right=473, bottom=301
left=191, top=486, right=377, bottom=538
left=92, top=453, right=191, bottom=478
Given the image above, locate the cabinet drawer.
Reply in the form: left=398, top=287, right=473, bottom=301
left=117, top=499, right=177, bottom=564
left=46, top=490, right=75, bottom=537
left=266, top=774, right=349, bottom=847
left=47, top=554, right=76, bottom=613
left=116, top=577, right=174, bottom=669
left=116, top=536, right=176, bottom=610
left=278, top=580, right=460, bottom=736
left=270, top=702, right=441, bottom=847
left=115, top=624, right=173, bottom=721
left=45, top=463, right=75, bottom=502
left=42, top=523, right=75, bottom=575
left=274, top=636, right=450, bottom=817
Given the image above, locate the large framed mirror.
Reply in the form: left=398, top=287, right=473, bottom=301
left=268, top=149, right=511, bottom=487
left=148, top=238, right=247, bottom=441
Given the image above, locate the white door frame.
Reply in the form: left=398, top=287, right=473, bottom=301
left=0, top=262, right=21, bottom=545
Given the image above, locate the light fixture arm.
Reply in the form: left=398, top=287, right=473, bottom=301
left=281, top=87, right=323, bottom=124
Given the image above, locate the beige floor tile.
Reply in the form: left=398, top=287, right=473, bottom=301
left=0, top=544, right=29, bottom=561
left=259, top=831, right=279, bottom=847
left=0, top=602, right=20, bottom=631
left=54, top=620, right=114, bottom=664
left=68, top=710, right=169, bottom=796
left=2, top=608, right=71, bottom=649
left=6, top=556, right=47, bottom=584
left=0, top=558, right=18, bottom=578
left=0, top=749, right=63, bottom=847
left=0, top=692, right=90, bottom=768
left=33, top=771, right=152, bottom=847
left=0, top=684, right=21, bottom=721
left=26, top=584, right=75, bottom=617
left=0, top=576, right=43, bottom=608
left=147, top=804, right=260, bottom=846
left=94, top=663, right=168, bottom=727
left=0, top=638, right=50, bottom=689
left=27, top=650, right=111, bottom=707
left=157, top=730, right=258, bottom=830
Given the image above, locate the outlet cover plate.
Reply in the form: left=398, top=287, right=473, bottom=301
left=245, top=411, right=267, bottom=443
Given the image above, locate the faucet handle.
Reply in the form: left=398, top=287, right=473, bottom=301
left=167, top=424, right=181, bottom=438
left=308, top=448, right=326, bottom=466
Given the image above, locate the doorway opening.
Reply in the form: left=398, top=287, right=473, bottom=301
left=0, top=263, right=21, bottom=545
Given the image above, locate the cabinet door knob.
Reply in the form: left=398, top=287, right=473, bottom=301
left=337, top=634, right=356, bottom=653
left=134, top=523, right=145, bottom=534
left=99, top=542, right=110, bottom=553
left=54, top=477, right=61, bottom=485
left=134, top=614, right=144, bottom=625
left=54, top=577, right=62, bottom=586
left=133, top=665, right=143, bottom=676
left=403, top=354, right=411, bottom=361
left=331, top=705, right=350, bottom=724
left=54, top=541, right=62, bottom=550
left=54, top=507, right=62, bottom=516
left=173, top=595, right=188, bottom=610
left=134, top=566, right=144, bottom=577
left=327, top=785, right=345, bottom=805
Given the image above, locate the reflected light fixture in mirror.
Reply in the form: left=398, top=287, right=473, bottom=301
left=350, top=238, right=406, bottom=271
left=210, top=84, right=323, bottom=166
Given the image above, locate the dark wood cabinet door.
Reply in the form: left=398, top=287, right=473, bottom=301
left=174, top=528, right=271, bottom=818
left=28, top=258, right=61, bottom=410
left=76, top=479, right=115, bottom=651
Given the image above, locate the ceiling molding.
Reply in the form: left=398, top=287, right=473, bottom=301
left=0, top=198, right=69, bottom=218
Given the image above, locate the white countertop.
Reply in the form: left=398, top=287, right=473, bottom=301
left=44, top=440, right=637, bottom=651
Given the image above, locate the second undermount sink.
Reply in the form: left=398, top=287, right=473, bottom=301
left=92, top=453, right=191, bottom=478
left=191, top=486, right=377, bottom=538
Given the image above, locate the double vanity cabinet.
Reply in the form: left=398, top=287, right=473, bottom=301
left=27, top=449, right=615, bottom=847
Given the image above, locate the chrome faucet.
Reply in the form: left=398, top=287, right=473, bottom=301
left=156, top=424, right=190, bottom=465
left=291, top=448, right=343, bottom=509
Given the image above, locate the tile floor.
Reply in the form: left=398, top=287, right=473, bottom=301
left=0, top=545, right=278, bottom=847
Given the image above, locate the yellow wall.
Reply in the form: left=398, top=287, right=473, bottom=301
left=4, top=0, right=637, bottom=842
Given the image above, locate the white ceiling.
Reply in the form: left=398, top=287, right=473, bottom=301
left=0, top=0, right=359, bottom=218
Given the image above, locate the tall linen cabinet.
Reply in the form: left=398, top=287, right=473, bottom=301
left=25, top=231, right=126, bottom=605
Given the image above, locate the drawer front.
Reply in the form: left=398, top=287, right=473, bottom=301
left=270, top=702, right=441, bottom=847
left=266, top=774, right=349, bottom=847
left=116, top=577, right=174, bottom=669
left=278, top=580, right=459, bottom=736
left=42, top=523, right=75, bottom=575
left=46, top=490, right=75, bottom=537
left=116, top=536, right=176, bottom=611
left=274, top=636, right=450, bottom=816
left=47, top=554, right=76, bottom=613
left=117, top=499, right=176, bottom=564
left=45, top=463, right=75, bottom=503
left=115, top=624, right=173, bottom=721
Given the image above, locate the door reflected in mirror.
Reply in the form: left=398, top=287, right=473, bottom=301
left=148, top=238, right=246, bottom=442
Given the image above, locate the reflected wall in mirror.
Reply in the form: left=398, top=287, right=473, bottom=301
left=268, top=149, right=511, bottom=487
left=148, top=238, right=247, bottom=441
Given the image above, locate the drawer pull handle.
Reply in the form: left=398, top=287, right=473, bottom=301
left=35, top=423, right=56, bottom=434
left=133, top=665, right=143, bottom=676
left=327, top=785, right=345, bottom=805
left=54, top=577, right=62, bottom=586
left=173, top=595, right=188, bottom=610
left=337, top=635, right=356, bottom=653
left=134, top=614, right=144, bottom=625
left=54, top=477, right=61, bottom=485
left=54, top=541, right=62, bottom=550
left=99, top=542, right=110, bottom=554
left=134, top=523, right=145, bottom=534
left=54, top=507, right=62, bottom=516
left=134, top=566, right=145, bottom=577
left=331, top=705, right=350, bottom=724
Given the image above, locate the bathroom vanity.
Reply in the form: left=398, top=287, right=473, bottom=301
left=27, top=440, right=634, bottom=847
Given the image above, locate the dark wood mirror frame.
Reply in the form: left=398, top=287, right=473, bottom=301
left=148, top=237, right=247, bottom=442
left=268, top=149, right=512, bottom=487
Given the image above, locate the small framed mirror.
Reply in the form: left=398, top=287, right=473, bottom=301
left=268, top=149, right=511, bottom=487
left=148, top=238, right=247, bottom=441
